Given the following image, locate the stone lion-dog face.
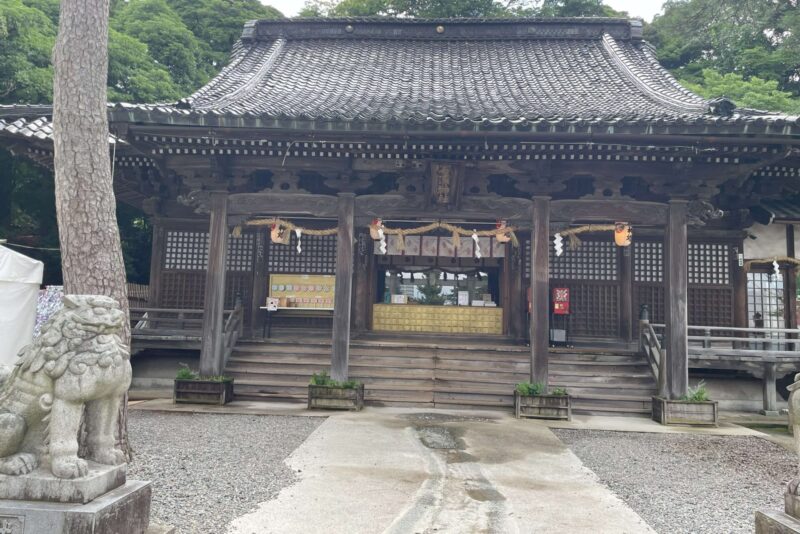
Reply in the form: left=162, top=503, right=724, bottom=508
left=0, top=295, right=131, bottom=479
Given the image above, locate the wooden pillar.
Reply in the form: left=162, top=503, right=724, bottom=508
left=761, top=362, right=778, bottom=415
left=620, top=245, right=633, bottom=342
left=353, top=231, right=370, bottom=333
left=249, top=229, right=268, bottom=338
left=732, top=240, right=748, bottom=330
left=530, top=197, right=550, bottom=385
left=331, top=193, right=355, bottom=382
left=199, top=192, right=229, bottom=376
left=147, top=219, right=165, bottom=307
left=786, top=225, right=797, bottom=330
left=665, top=200, right=689, bottom=399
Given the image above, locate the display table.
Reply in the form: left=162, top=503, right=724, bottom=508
left=372, top=303, right=502, bottom=334
left=260, top=306, right=334, bottom=338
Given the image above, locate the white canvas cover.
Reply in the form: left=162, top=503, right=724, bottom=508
left=0, top=245, right=44, bottom=366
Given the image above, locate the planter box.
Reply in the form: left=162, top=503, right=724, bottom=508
left=308, top=384, right=365, bottom=411
left=173, top=379, right=234, bottom=405
left=514, top=391, right=571, bottom=420
left=652, top=396, right=718, bottom=426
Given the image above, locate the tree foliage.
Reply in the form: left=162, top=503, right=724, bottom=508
left=300, top=0, right=625, bottom=18
left=682, top=69, right=800, bottom=114
left=646, top=0, right=800, bottom=109
left=0, top=0, right=283, bottom=283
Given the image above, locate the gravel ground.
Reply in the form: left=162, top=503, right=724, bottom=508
left=554, top=429, right=795, bottom=534
left=127, top=411, right=324, bottom=534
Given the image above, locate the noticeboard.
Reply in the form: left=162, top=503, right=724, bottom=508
left=268, top=274, right=335, bottom=309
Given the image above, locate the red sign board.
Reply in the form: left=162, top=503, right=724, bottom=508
left=552, top=287, right=570, bottom=315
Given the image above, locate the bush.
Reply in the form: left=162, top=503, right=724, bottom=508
left=550, top=387, right=568, bottom=396
left=681, top=380, right=710, bottom=402
left=310, top=370, right=360, bottom=389
left=515, top=382, right=545, bottom=396
left=175, top=364, right=232, bottom=382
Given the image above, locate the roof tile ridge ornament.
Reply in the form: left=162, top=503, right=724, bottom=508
left=600, top=33, right=708, bottom=114
left=183, top=37, right=286, bottom=113
left=248, top=16, right=638, bottom=41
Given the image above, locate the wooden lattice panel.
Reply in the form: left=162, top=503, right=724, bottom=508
left=267, top=234, right=337, bottom=274
left=689, top=243, right=730, bottom=285
left=634, top=241, right=663, bottom=283
left=634, top=285, right=665, bottom=324
left=549, top=240, right=617, bottom=281
left=227, top=234, right=255, bottom=272
left=160, top=272, right=206, bottom=309
left=688, top=287, right=733, bottom=326
left=164, top=231, right=209, bottom=270
left=554, top=282, right=620, bottom=337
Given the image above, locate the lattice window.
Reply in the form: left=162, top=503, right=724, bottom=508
left=555, top=282, right=620, bottom=337
left=634, top=241, right=663, bottom=283
left=164, top=231, right=208, bottom=270
left=634, top=285, right=665, bottom=324
left=160, top=272, right=205, bottom=308
left=550, top=240, right=617, bottom=281
left=688, top=243, right=730, bottom=285
left=267, top=234, right=337, bottom=274
left=747, top=272, right=785, bottom=330
left=688, top=287, right=733, bottom=326
left=227, top=234, right=255, bottom=272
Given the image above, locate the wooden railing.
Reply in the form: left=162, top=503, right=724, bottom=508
left=222, top=299, right=244, bottom=367
left=131, top=306, right=237, bottom=340
left=641, top=322, right=800, bottom=360
left=639, top=319, right=665, bottom=393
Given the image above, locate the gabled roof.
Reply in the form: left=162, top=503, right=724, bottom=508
left=106, top=17, right=799, bottom=136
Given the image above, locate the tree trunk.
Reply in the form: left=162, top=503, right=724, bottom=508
left=52, top=0, right=131, bottom=459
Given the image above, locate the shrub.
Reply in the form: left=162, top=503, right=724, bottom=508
left=515, top=382, right=545, bottom=396
left=310, top=370, right=360, bottom=389
left=681, top=380, right=710, bottom=402
left=550, top=387, right=568, bottom=396
left=175, top=364, right=197, bottom=380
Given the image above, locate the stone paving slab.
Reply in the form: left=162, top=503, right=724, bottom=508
left=226, top=410, right=653, bottom=534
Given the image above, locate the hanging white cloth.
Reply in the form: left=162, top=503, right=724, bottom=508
left=0, top=245, right=44, bottom=366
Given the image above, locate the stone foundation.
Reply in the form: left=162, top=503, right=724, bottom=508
left=0, top=480, right=151, bottom=534
left=0, top=463, right=126, bottom=504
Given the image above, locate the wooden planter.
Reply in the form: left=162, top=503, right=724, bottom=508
left=652, top=396, right=718, bottom=426
left=514, top=391, right=571, bottom=420
left=173, top=379, right=234, bottom=405
left=308, top=384, right=365, bottom=411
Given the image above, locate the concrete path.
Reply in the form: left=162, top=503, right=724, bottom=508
left=227, top=409, right=653, bottom=534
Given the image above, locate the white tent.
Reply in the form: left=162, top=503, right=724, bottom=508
left=0, top=245, right=44, bottom=366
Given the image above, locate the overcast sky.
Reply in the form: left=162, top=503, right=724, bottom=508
left=264, top=0, right=666, bottom=21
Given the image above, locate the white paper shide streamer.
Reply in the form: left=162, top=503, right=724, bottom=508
left=773, top=258, right=780, bottom=277
left=378, top=228, right=387, bottom=255
left=554, top=233, right=564, bottom=256
left=472, top=231, right=482, bottom=259
left=295, top=228, right=302, bottom=254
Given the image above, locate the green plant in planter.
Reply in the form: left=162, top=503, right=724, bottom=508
left=176, top=364, right=197, bottom=380
left=175, top=364, right=232, bottom=382
left=550, top=387, right=568, bottom=396
left=681, top=380, right=710, bottom=402
left=310, top=370, right=360, bottom=389
left=515, top=382, right=545, bottom=396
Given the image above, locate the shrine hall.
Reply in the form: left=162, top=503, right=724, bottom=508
left=2, top=17, right=800, bottom=414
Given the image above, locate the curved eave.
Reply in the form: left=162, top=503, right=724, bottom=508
left=108, top=106, right=800, bottom=140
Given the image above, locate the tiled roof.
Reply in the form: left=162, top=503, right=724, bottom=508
left=759, top=197, right=800, bottom=222
left=3, top=19, right=799, bottom=137
left=0, top=113, right=120, bottom=144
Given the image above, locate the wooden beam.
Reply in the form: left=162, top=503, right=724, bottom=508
left=331, top=193, right=355, bottom=381
left=530, top=197, right=550, bottom=385
left=551, top=199, right=669, bottom=225
left=665, top=200, right=689, bottom=399
left=761, top=362, right=778, bottom=415
left=227, top=192, right=339, bottom=217
left=199, top=192, right=229, bottom=376
left=620, top=245, right=633, bottom=342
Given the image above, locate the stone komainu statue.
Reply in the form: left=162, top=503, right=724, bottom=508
left=0, top=295, right=131, bottom=479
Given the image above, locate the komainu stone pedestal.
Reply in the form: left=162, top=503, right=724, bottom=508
left=0, top=463, right=126, bottom=504
left=0, top=480, right=151, bottom=534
